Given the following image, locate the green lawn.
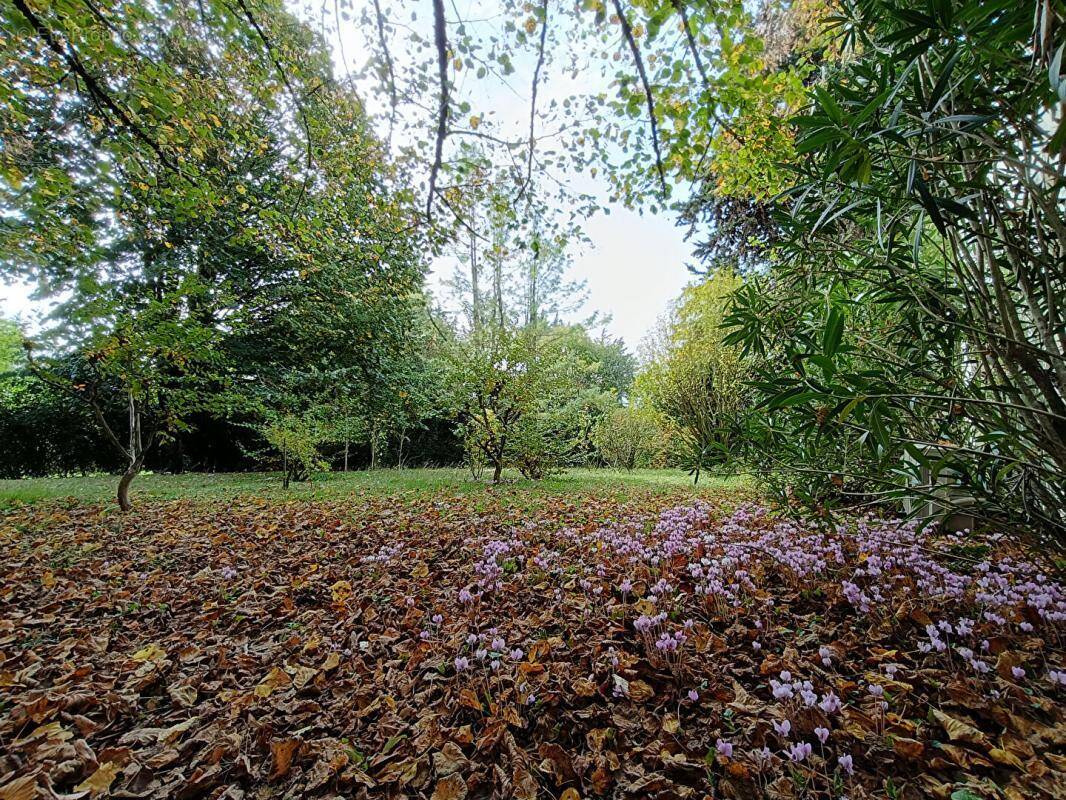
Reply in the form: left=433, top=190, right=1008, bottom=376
left=0, top=467, right=750, bottom=508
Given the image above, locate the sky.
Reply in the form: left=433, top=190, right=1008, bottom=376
left=0, top=1, right=701, bottom=355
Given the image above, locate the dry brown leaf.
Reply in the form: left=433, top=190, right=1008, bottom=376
left=892, top=737, right=924, bottom=759
left=628, top=679, right=654, bottom=702
left=255, top=666, right=292, bottom=698
left=512, top=766, right=538, bottom=800
left=431, top=774, right=468, bottom=800
left=168, top=684, right=197, bottom=707
left=931, top=708, right=988, bottom=747
left=320, top=651, right=341, bottom=671
left=432, top=742, right=469, bottom=777
left=989, top=747, right=1026, bottom=770
left=269, top=737, right=302, bottom=780
left=0, top=774, right=38, bottom=800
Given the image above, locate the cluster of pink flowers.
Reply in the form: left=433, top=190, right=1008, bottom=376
left=427, top=500, right=1064, bottom=793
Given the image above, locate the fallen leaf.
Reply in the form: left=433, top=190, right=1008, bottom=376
left=628, top=679, right=654, bottom=702
left=431, top=775, right=467, bottom=800
left=0, top=774, right=38, bottom=800
left=269, top=737, right=302, bottom=780
left=131, top=642, right=166, bottom=662
left=893, top=737, right=925, bottom=759
left=74, top=761, right=122, bottom=796
left=255, top=666, right=292, bottom=698
left=931, top=709, right=989, bottom=747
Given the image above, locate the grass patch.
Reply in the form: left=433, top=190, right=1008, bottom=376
left=0, top=467, right=750, bottom=509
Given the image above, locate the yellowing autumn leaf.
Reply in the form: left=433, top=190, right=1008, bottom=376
left=131, top=643, right=167, bottom=663
left=330, top=580, right=352, bottom=605
left=255, top=666, right=292, bottom=698
left=74, top=761, right=122, bottom=796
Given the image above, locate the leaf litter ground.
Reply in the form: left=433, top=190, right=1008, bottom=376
left=0, top=488, right=1063, bottom=800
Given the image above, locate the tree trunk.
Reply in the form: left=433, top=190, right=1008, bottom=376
left=370, top=425, right=378, bottom=470
left=492, top=460, right=503, bottom=483
left=282, top=448, right=290, bottom=489
left=343, top=436, right=349, bottom=472
left=493, top=257, right=504, bottom=327
left=470, top=229, right=481, bottom=331
left=116, top=394, right=148, bottom=512
left=117, top=453, right=145, bottom=512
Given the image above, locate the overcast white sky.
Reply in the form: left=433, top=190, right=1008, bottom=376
left=0, top=1, right=699, bottom=354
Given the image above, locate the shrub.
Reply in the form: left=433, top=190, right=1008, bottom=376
left=593, top=406, right=670, bottom=470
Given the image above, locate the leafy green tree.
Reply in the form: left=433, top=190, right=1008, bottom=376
left=1, top=1, right=424, bottom=506
left=0, top=318, right=20, bottom=374
left=439, top=325, right=588, bottom=482
left=637, top=272, right=749, bottom=482
left=725, top=0, right=1066, bottom=536
left=593, top=405, right=670, bottom=470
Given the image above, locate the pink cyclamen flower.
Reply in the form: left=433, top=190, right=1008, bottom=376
left=770, top=679, right=793, bottom=700
left=509, top=648, right=524, bottom=661
left=687, top=689, right=699, bottom=702
left=773, top=719, right=791, bottom=738
left=838, top=753, right=854, bottom=775
left=716, top=739, right=734, bottom=758
left=788, top=742, right=812, bottom=762
left=814, top=726, right=830, bottom=744
left=432, top=613, right=444, bottom=625
left=819, top=692, right=842, bottom=714
left=752, top=641, right=762, bottom=651
left=1048, top=669, right=1066, bottom=686
left=868, top=683, right=884, bottom=698
left=1011, top=666, right=1025, bottom=680
left=454, top=656, right=470, bottom=671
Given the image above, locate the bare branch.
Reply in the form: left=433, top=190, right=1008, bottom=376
left=427, top=0, right=450, bottom=217
left=23, top=345, right=132, bottom=461
left=370, top=0, right=399, bottom=146
left=610, top=0, right=667, bottom=194
left=515, top=0, right=549, bottom=205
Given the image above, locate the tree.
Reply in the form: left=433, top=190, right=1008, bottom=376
left=637, top=272, right=749, bottom=482
left=0, top=318, right=20, bottom=374
left=724, top=0, right=1066, bottom=537
left=1, top=0, right=424, bottom=508
left=439, top=325, right=587, bottom=482
left=593, top=405, right=670, bottom=470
